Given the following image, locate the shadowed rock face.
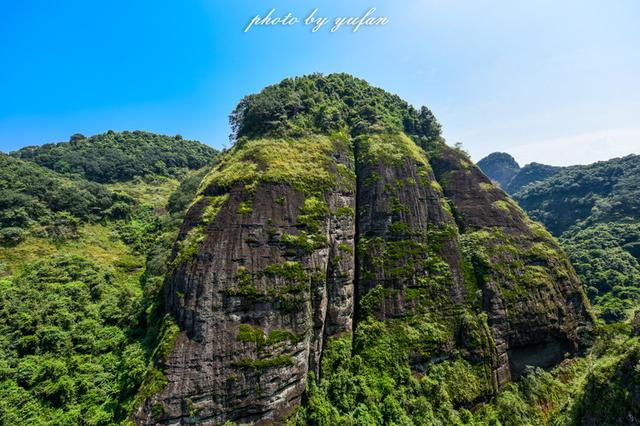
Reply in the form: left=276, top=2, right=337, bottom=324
left=133, top=76, right=593, bottom=425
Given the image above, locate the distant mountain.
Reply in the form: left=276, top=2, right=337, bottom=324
left=12, top=130, right=218, bottom=183
left=476, top=152, right=520, bottom=188
left=513, top=155, right=640, bottom=234
left=479, top=152, right=640, bottom=323
left=477, top=153, right=563, bottom=194
left=505, top=162, right=563, bottom=193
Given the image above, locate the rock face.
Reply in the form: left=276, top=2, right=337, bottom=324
left=134, top=135, right=357, bottom=424
left=428, top=145, right=593, bottom=385
left=134, top=74, right=593, bottom=425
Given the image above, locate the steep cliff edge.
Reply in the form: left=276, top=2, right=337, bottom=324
left=133, top=134, right=356, bottom=424
left=426, top=143, right=593, bottom=385
left=134, top=74, right=593, bottom=425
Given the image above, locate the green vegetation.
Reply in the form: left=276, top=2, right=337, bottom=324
left=476, top=152, right=521, bottom=189
left=198, top=133, right=350, bottom=198
left=505, top=162, right=562, bottom=194
left=294, top=320, right=640, bottom=425
left=166, top=167, right=210, bottom=215
left=514, top=155, right=640, bottom=235
left=237, top=200, right=253, bottom=215
left=263, top=261, right=308, bottom=284
left=296, top=314, right=494, bottom=425
left=0, top=153, right=117, bottom=245
left=0, top=131, right=214, bottom=424
left=224, top=261, right=311, bottom=313
left=230, top=73, right=441, bottom=141
left=561, top=223, right=640, bottom=322
left=171, top=194, right=228, bottom=267
left=223, top=266, right=260, bottom=299
left=231, top=355, right=295, bottom=373
left=236, top=324, right=300, bottom=351
left=356, top=133, right=431, bottom=168
left=12, top=130, right=217, bottom=183
left=131, top=316, right=180, bottom=413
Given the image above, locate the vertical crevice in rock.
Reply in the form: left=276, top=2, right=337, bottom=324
left=316, top=245, right=332, bottom=380
left=351, top=137, right=362, bottom=346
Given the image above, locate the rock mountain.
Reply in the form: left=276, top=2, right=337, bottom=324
left=134, top=74, right=593, bottom=425
left=476, top=152, right=563, bottom=195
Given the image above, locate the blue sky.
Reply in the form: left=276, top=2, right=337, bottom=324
left=1, top=0, right=639, bottom=165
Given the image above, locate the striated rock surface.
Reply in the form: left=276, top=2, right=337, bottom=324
left=427, top=144, right=593, bottom=386
left=134, top=134, right=356, bottom=424
left=134, top=74, right=593, bottom=425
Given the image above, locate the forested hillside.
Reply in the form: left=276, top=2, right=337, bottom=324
left=0, top=132, right=217, bottom=424
left=0, top=154, right=116, bottom=247
left=505, top=162, right=562, bottom=194
left=12, top=130, right=217, bottom=183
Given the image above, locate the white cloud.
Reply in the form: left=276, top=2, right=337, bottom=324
left=505, top=128, right=640, bottom=166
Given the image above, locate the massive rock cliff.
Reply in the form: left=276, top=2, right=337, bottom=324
left=134, top=74, right=593, bottom=425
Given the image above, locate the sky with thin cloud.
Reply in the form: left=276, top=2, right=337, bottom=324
left=1, top=0, right=638, bottom=166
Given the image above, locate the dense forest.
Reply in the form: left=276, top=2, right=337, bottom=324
left=230, top=73, right=442, bottom=143
left=12, top=131, right=216, bottom=183
left=0, top=132, right=218, bottom=424
left=478, top=153, right=640, bottom=323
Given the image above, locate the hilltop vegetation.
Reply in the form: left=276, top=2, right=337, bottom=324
left=230, top=73, right=442, bottom=142
left=12, top=130, right=217, bottom=183
left=0, top=132, right=216, bottom=424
